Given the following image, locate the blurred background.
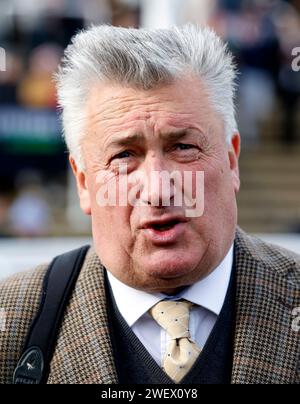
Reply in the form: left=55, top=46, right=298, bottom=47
left=0, top=0, right=300, bottom=278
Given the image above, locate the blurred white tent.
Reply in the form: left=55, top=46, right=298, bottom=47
left=0, top=238, right=91, bottom=280
left=140, top=0, right=216, bottom=28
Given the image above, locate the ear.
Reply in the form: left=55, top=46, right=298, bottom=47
left=69, top=156, right=92, bottom=215
left=228, top=132, right=241, bottom=193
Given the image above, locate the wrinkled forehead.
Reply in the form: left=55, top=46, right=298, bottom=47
left=84, top=76, right=225, bottom=143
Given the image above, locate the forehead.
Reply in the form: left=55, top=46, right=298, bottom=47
left=85, top=76, right=222, bottom=137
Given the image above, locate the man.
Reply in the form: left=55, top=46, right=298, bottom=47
left=0, top=25, right=299, bottom=384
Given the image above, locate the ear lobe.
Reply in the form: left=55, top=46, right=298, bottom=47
left=228, top=132, right=241, bottom=193
left=69, top=156, right=92, bottom=215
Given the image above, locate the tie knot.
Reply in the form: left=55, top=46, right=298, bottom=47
left=149, top=300, right=193, bottom=340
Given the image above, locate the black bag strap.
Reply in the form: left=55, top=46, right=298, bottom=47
left=13, top=245, right=90, bottom=384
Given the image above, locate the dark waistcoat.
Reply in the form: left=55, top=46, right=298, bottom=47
left=105, top=262, right=236, bottom=384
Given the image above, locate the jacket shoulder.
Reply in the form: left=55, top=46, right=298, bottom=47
left=235, top=227, right=300, bottom=285
left=0, top=264, right=48, bottom=384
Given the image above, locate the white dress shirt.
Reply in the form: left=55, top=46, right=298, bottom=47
left=107, top=245, right=234, bottom=366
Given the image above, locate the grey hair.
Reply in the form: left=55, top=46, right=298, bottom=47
left=55, top=24, right=238, bottom=169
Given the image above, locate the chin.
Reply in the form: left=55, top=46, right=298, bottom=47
left=140, top=254, right=198, bottom=280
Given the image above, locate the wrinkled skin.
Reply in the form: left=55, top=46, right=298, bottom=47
left=70, top=76, right=240, bottom=294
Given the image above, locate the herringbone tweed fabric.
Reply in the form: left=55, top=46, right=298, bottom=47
left=0, top=264, right=46, bottom=384
left=0, top=228, right=299, bottom=384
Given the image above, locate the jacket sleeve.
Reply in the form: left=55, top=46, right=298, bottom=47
left=0, top=265, right=48, bottom=384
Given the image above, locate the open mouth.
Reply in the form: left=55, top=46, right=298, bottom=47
left=150, top=220, right=180, bottom=232
left=141, top=216, right=187, bottom=244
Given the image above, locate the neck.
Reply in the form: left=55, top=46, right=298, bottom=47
left=160, top=286, right=187, bottom=297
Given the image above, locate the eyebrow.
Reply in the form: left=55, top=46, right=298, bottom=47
left=108, top=133, right=145, bottom=148
left=107, top=130, right=191, bottom=148
left=161, top=130, right=190, bottom=142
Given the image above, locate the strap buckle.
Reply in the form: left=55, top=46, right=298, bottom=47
left=13, top=347, right=44, bottom=384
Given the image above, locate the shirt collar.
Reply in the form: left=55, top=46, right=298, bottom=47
left=107, top=244, right=234, bottom=327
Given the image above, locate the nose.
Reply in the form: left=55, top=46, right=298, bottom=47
left=138, top=154, right=175, bottom=207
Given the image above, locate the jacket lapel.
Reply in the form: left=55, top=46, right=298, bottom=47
left=47, top=248, right=118, bottom=384
left=232, top=228, right=300, bottom=384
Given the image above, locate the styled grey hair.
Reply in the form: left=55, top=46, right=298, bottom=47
left=55, top=24, right=237, bottom=169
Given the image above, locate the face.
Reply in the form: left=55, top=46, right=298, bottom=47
left=71, top=75, right=240, bottom=294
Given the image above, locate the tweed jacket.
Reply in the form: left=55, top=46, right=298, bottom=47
left=0, top=227, right=299, bottom=384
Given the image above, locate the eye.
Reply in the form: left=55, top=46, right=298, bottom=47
left=111, top=150, right=133, bottom=160
left=174, top=143, right=196, bottom=151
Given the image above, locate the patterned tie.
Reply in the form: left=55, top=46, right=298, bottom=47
left=149, top=300, right=201, bottom=383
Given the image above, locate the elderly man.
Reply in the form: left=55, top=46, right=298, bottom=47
left=0, top=25, right=299, bottom=385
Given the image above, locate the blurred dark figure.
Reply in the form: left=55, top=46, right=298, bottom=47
left=0, top=176, right=14, bottom=238
left=29, top=15, right=84, bottom=50
left=110, top=0, right=140, bottom=27
left=212, top=0, right=281, bottom=144
left=18, top=43, right=63, bottom=108
left=213, top=0, right=300, bottom=145
left=273, top=0, right=300, bottom=143
left=8, top=170, right=51, bottom=237
left=0, top=51, right=23, bottom=104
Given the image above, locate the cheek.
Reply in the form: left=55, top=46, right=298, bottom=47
left=94, top=205, right=134, bottom=248
left=88, top=170, right=135, bottom=231
left=92, top=204, right=130, bottom=231
left=203, top=160, right=235, bottom=211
